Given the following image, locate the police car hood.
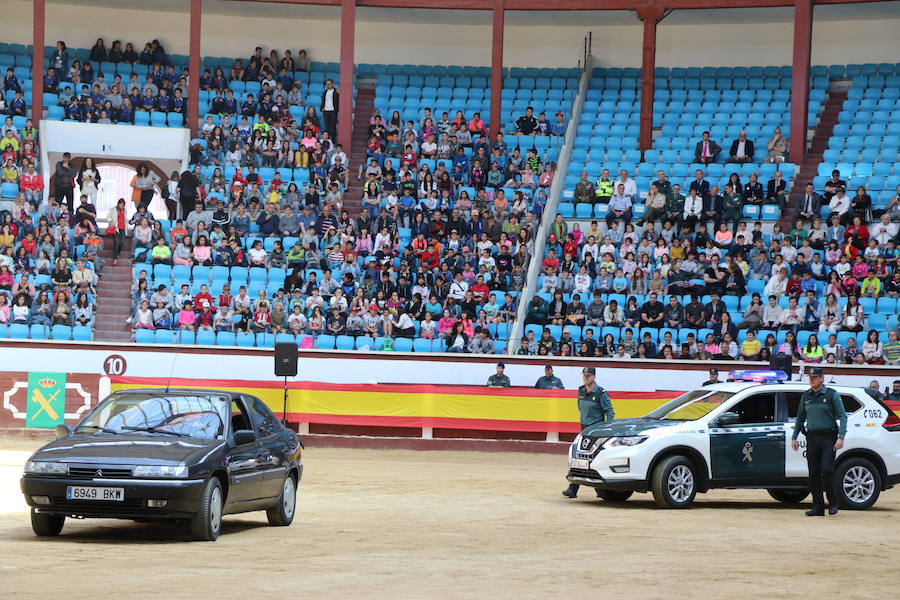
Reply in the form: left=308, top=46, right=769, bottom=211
left=582, top=418, right=678, bottom=437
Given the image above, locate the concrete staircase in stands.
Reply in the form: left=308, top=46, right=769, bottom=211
left=92, top=233, right=135, bottom=342
left=345, top=85, right=376, bottom=217
left=780, top=89, right=848, bottom=229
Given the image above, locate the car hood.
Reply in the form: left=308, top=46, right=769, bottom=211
left=30, top=434, right=219, bottom=466
left=582, top=418, right=678, bottom=437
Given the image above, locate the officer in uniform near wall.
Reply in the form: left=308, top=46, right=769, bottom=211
left=791, top=366, right=848, bottom=516
left=563, top=367, right=615, bottom=498
left=702, top=368, right=721, bottom=386
left=535, top=365, right=564, bottom=389
left=487, top=362, right=511, bottom=388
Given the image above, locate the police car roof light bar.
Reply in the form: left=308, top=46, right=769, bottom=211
left=728, top=370, right=788, bottom=384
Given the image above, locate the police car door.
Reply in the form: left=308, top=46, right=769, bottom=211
left=782, top=390, right=863, bottom=478
left=709, top=391, right=785, bottom=481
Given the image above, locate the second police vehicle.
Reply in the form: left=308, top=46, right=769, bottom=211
left=568, top=370, right=900, bottom=508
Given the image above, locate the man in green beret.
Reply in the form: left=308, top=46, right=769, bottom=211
left=791, top=366, right=847, bottom=516
left=563, top=367, right=614, bottom=498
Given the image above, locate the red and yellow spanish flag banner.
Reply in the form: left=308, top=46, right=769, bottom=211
left=109, top=376, right=680, bottom=433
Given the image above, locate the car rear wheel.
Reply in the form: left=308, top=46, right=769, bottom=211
left=651, top=455, right=697, bottom=509
left=836, top=457, right=881, bottom=510
left=596, top=490, right=633, bottom=502
left=191, top=477, right=223, bottom=541
left=767, top=489, right=810, bottom=504
left=267, top=474, right=297, bottom=526
left=31, top=510, right=64, bottom=537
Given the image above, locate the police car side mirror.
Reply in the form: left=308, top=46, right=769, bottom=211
left=233, top=429, right=257, bottom=445
left=55, top=424, right=73, bottom=438
left=714, top=412, right=741, bottom=427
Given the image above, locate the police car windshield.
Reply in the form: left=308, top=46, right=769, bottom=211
left=644, top=390, right=735, bottom=421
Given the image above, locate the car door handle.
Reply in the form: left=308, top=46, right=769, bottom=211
left=767, top=433, right=785, bottom=438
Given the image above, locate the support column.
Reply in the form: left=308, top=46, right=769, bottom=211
left=31, top=0, right=46, bottom=124
left=338, top=0, right=356, bottom=147
left=489, top=0, right=504, bottom=139
left=188, top=0, right=202, bottom=137
left=789, top=0, right=813, bottom=165
left=637, top=7, right=666, bottom=153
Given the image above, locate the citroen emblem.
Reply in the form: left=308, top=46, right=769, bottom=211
left=95, top=469, right=103, bottom=477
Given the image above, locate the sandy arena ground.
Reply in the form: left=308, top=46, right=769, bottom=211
left=1, top=438, right=898, bottom=599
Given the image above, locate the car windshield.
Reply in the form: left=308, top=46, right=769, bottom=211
left=76, top=392, right=228, bottom=440
left=644, top=389, right=735, bottom=421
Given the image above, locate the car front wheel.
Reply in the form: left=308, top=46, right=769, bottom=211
left=31, top=510, right=64, bottom=537
left=836, top=457, right=881, bottom=510
left=651, top=455, right=697, bottom=509
left=767, top=489, right=810, bottom=504
left=191, top=477, right=224, bottom=541
left=267, top=474, right=297, bottom=526
left=596, top=490, right=633, bottom=502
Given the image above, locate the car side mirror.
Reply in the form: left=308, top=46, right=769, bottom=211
left=715, top=412, right=741, bottom=427
left=55, top=424, right=73, bottom=438
left=233, top=429, right=257, bottom=445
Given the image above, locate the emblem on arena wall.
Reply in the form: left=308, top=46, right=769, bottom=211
left=1, top=373, right=94, bottom=428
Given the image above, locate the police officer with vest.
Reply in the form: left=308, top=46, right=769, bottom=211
left=791, top=366, right=847, bottom=516
left=487, top=362, right=511, bottom=388
left=535, top=365, right=564, bottom=389
left=563, top=367, right=614, bottom=498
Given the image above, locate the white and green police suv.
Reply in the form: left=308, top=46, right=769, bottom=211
left=567, top=370, right=900, bottom=508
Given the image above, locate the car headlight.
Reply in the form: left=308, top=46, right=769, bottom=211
left=132, top=465, right=189, bottom=478
left=24, top=461, right=69, bottom=475
left=603, top=436, right=648, bottom=448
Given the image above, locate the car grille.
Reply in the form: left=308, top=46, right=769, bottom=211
left=67, top=467, right=134, bottom=480
left=50, top=497, right=146, bottom=512
left=568, top=468, right=602, bottom=480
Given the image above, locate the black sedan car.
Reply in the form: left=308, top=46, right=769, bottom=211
left=20, top=388, right=303, bottom=541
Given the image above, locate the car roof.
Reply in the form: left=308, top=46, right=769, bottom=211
left=111, top=387, right=243, bottom=397
left=702, top=381, right=867, bottom=395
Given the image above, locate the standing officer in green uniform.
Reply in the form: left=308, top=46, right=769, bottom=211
left=487, top=362, right=511, bottom=388
left=791, top=367, right=847, bottom=516
left=535, top=365, right=564, bottom=389
left=563, top=367, right=614, bottom=498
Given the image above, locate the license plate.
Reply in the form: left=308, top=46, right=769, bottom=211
left=66, top=486, right=125, bottom=501
left=570, top=459, right=591, bottom=470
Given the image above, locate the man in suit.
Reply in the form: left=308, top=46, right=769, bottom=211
left=727, top=131, right=755, bottom=163
left=689, top=169, right=710, bottom=203
left=797, top=182, right=823, bottom=222
left=766, top=171, right=788, bottom=207
left=694, top=131, right=721, bottom=165
left=703, top=184, right=723, bottom=227
left=321, top=79, right=340, bottom=142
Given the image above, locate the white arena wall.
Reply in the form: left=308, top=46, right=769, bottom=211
left=0, top=340, right=896, bottom=440
left=5, top=1, right=900, bottom=69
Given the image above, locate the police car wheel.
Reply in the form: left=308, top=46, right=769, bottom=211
left=651, top=455, right=697, bottom=509
left=836, top=457, right=881, bottom=510
left=766, top=489, right=810, bottom=504
left=596, top=490, right=633, bottom=502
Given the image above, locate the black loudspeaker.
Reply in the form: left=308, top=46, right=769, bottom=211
left=770, top=352, right=792, bottom=377
left=274, top=342, right=298, bottom=377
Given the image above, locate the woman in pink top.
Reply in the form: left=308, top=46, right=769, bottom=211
left=193, top=235, right=212, bottom=265
left=354, top=229, right=373, bottom=257
left=437, top=308, right=456, bottom=338
left=467, top=113, right=486, bottom=137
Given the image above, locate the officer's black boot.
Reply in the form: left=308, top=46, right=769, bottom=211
left=562, top=484, right=579, bottom=498
left=806, top=487, right=825, bottom=516
left=825, top=474, right=839, bottom=515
